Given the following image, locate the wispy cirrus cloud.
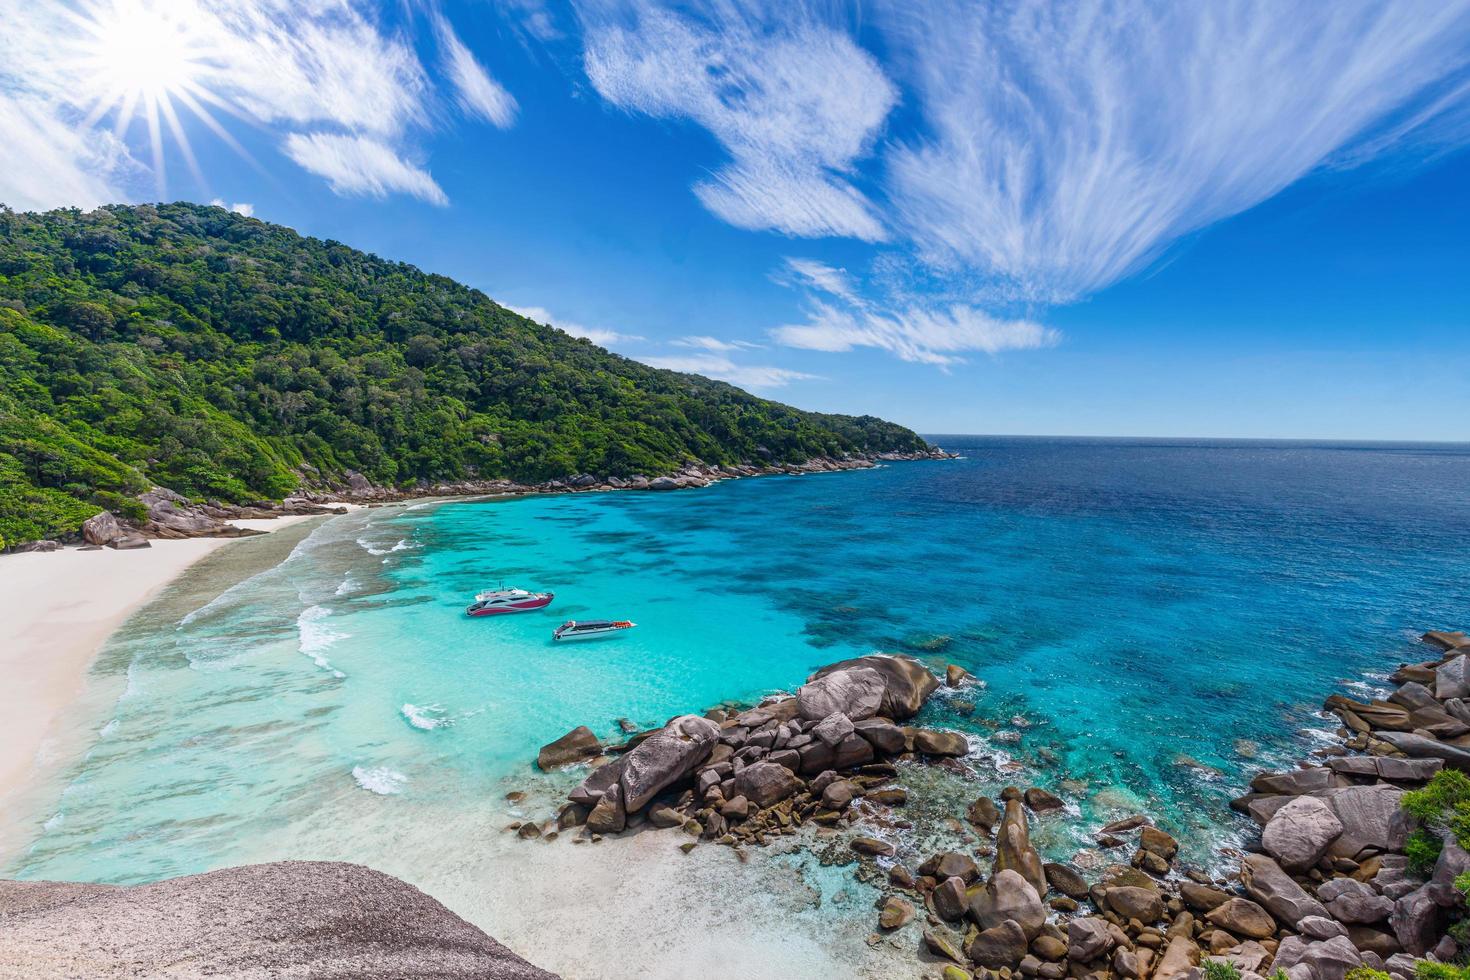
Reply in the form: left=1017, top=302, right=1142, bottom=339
left=283, top=133, right=446, bottom=205
left=507, top=304, right=644, bottom=349
left=881, top=0, right=1470, bottom=302
left=774, top=258, right=1058, bottom=365
left=672, top=335, right=762, bottom=352
left=579, top=0, right=896, bottom=241
left=574, top=0, right=1470, bottom=366
left=0, top=0, right=519, bottom=211
left=639, top=353, right=815, bottom=389
left=434, top=13, right=518, bottom=129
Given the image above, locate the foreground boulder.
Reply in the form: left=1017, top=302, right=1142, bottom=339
left=1262, top=796, right=1343, bottom=870
left=571, top=714, right=719, bottom=815
left=1240, top=853, right=1328, bottom=928
left=0, top=861, right=557, bottom=978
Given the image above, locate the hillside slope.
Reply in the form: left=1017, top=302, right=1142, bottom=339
left=0, top=203, right=929, bottom=545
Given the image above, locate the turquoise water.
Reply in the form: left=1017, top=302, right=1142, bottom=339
left=8, top=437, right=1470, bottom=957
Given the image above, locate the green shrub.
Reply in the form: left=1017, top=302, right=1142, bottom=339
left=1407, top=828, right=1445, bottom=877
left=1404, top=770, right=1470, bottom=824
left=1414, top=962, right=1469, bottom=980
left=1346, top=969, right=1393, bottom=980
left=1203, top=962, right=1243, bottom=980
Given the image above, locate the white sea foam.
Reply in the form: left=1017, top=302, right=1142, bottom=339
left=352, top=765, right=407, bottom=795
left=296, top=605, right=347, bottom=678
left=401, top=703, right=450, bottom=731
left=334, top=574, right=358, bottom=597
left=99, top=718, right=118, bottom=738
left=42, top=811, right=64, bottom=831
left=356, top=536, right=415, bottom=557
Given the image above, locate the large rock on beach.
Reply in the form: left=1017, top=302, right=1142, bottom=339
left=1240, top=854, right=1328, bottom=928
left=1206, top=898, right=1278, bottom=939
left=796, top=667, right=886, bottom=721
left=731, top=762, right=801, bottom=808
left=966, top=919, right=1029, bottom=969
left=1389, top=886, right=1441, bottom=956
left=1152, top=937, right=1200, bottom=980
left=1375, top=732, right=1470, bottom=771
left=536, top=726, right=600, bottom=770
left=1318, top=877, right=1393, bottom=924
left=81, top=510, right=126, bottom=546
left=912, top=729, right=969, bottom=757
left=1106, top=886, right=1165, bottom=923
left=0, top=861, right=558, bottom=979
left=571, top=714, right=718, bottom=815
left=1262, top=796, right=1343, bottom=870
left=968, top=869, right=1046, bottom=939
left=804, top=655, right=940, bottom=720
left=1320, top=785, right=1407, bottom=859
left=994, top=796, right=1047, bottom=895
left=1437, top=656, right=1470, bottom=700
left=853, top=718, right=905, bottom=754
left=1068, top=917, right=1114, bottom=962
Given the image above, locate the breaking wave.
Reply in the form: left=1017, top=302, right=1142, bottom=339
left=352, top=766, right=407, bottom=795
left=296, top=605, right=347, bottom=678
left=401, top=703, right=450, bottom=731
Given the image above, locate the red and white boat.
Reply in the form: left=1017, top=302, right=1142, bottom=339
left=465, top=587, right=554, bottom=617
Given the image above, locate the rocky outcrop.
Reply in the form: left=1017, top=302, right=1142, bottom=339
left=527, top=628, right=1470, bottom=980
left=806, top=655, right=940, bottom=720
left=797, top=666, right=886, bottom=721
left=1262, top=796, right=1343, bottom=870
left=994, top=791, right=1047, bottom=895
left=553, top=657, right=946, bottom=851
left=536, top=726, right=600, bottom=770
left=0, top=861, right=557, bottom=979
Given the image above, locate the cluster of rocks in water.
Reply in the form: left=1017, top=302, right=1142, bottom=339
left=522, top=631, right=1470, bottom=980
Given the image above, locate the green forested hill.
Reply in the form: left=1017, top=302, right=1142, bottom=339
left=0, top=202, right=927, bottom=546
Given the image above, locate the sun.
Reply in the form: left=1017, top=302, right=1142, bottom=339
left=65, top=0, right=239, bottom=198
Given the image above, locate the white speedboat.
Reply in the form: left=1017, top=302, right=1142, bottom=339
left=466, top=587, right=554, bottom=617
left=552, top=619, right=636, bottom=641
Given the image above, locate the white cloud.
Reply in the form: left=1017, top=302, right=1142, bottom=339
left=772, top=298, right=1058, bottom=366
left=506, top=304, right=643, bottom=349
left=580, top=1, right=895, bottom=241
left=206, top=0, right=427, bottom=139
left=433, top=14, right=518, bottom=129
left=880, top=0, right=1470, bottom=301
left=209, top=198, right=253, bottom=216
left=776, top=257, right=857, bottom=303
left=577, top=0, right=1470, bottom=370
left=639, top=353, right=815, bottom=389
left=283, top=133, right=447, bottom=206
left=672, top=335, right=762, bottom=352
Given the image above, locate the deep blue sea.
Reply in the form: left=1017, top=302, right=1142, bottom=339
left=7, top=437, right=1469, bottom=974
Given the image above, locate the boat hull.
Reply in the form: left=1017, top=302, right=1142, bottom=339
left=466, top=594, right=554, bottom=617
left=552, top=622, right=635, bottom=641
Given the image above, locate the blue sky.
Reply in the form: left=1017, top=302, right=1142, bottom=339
left=2, top=1, right=1469, bottom=440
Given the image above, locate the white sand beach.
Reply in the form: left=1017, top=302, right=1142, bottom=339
left=0, top=516, right=324, bottom=821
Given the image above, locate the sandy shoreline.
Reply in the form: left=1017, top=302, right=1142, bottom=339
left=0, top=515, right=327, bottom=830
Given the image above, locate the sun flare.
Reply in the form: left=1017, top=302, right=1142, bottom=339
left=65, top=0, right=234, bottom=197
